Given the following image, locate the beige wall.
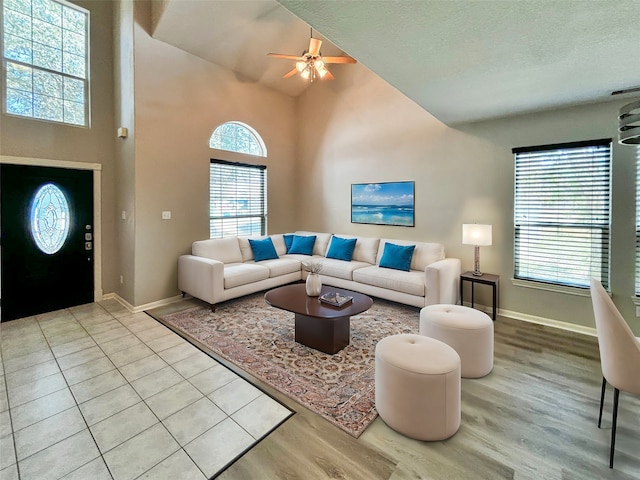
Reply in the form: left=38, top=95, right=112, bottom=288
left=0, top=0, right=118, bottom=296
left=296, top=64, right=639, bottom=333
left=129, top=3, right=298, bottom=305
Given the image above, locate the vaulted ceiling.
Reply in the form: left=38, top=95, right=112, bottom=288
left=152, top=0, right=640, bottom=125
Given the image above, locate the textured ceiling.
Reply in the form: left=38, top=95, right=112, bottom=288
left=152, top=0, right=640, bottom=125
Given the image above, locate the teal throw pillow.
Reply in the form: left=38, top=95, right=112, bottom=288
left=326, top=236, right=357, bottom=262
left=283, top=234, right=294, bottom=253
left=249, top=237, right=279, bottom=262
left=379, top=242, right=415, bottom=272
left=288, top=235, right=316, bottom=255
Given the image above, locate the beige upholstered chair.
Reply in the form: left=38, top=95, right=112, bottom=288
left=589, top=278, right=640, bottom=468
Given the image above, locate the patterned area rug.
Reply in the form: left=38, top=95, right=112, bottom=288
left=154, top=292, right=420, bottom=438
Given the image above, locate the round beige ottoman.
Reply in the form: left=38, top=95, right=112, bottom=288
left=375, top=333, right=461, bottom=441
left=420, top=305, right=494, bottom=378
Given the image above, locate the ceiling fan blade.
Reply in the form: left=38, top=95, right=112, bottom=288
left=322, top=56, right=357, bottom=64
left=309, top=38, right=322, bottom=56
left=268, top=53, right=303, bottom=60
left=282, top=67, right=299, bottom=79
left=323, top=69, right=335, bottom=80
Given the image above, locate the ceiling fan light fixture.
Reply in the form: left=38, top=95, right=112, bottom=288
left=267, top=27, right=356, bottom=82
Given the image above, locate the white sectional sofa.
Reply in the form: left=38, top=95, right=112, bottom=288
left=178, top=231, right=461, bottom=311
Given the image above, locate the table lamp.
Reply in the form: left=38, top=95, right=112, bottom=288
left=462, top=224, right=492, bottom=276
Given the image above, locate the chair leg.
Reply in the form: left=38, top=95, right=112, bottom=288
left=610, top=388, right=619, bottom=469
left=598, top=377, right=606, bottom=428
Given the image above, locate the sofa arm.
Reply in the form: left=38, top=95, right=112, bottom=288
left=425, top=258, right=461, bottom=305
left=178, top=255, right=225, bottom=305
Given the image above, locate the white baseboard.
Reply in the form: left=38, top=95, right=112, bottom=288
left=463, top=301, right=597, bottom=337
left=101, top=293, right=185, bottom=314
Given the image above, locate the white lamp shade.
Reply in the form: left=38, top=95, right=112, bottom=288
left=462, top=224, right=492, bottom=246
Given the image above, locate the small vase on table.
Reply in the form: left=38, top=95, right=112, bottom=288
left=306, top=273, right=322, bottom=296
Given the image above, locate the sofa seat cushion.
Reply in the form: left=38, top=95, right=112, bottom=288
left=283, top=254, right=325, bottom=263
left=253, top=258, right=301, bottom=278
left=320, top=259, right=372, bottom=281
left=224, top=263, right=269, bottom=289
left=353, top=266, right=425, bottom=297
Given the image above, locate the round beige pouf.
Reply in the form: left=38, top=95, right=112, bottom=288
left=375, top=333, right=461, bottom=441
left=420, top=305, right=494, bottom=378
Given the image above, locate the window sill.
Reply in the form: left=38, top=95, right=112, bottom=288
left=511, top=278, right=591, bottom=297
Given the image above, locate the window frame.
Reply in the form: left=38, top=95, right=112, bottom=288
left=2, top=0, right=90, bottom=127
left=513, top=138, right=612, bottom=290
left=209, top=159, right=267, bottom=239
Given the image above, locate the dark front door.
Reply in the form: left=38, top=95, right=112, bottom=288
left=1, top=164, right=94, bottom=321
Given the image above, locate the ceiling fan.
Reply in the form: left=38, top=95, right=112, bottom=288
left=268, top=29, right=357, bottom=82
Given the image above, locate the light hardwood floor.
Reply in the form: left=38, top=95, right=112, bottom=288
left=154, top=300, right=639, bottom=480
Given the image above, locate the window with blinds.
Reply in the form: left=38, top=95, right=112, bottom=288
left=209, top=160, right=266, bottom=239
left=513, top=139, right=611, bottom=289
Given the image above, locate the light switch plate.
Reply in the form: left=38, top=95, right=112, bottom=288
left=162, top=211, right=171, bottom=220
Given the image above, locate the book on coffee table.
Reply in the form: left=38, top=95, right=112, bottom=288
left=319, top=292, right=353, bottom=307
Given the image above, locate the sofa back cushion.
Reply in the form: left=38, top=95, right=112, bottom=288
left=377, top=238, right=444, bottom=271
left=193, top=238, right=242, bottom=264
left=379, top=243, right=415, bottom=271
left=283, top=234, right=294, bottom=253
left=248, top=238, right=279, bottom=262
left=329, top=234, right=379, bottom=264
left=352, top=236, right=380, bottom=264
left=239, top=235, right=287, bottom=261
left=289, top=235, right=316, bottom=255
left=294, top=231, right=332, bottom=256
left=326, top=236, right=357, bottom=261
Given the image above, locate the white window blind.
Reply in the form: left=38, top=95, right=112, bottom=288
left=513, top=139, right=611, bottom=289
left=209, top=160, right=266, bottom=239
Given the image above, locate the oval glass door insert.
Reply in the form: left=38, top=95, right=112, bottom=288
left=30, top=183, right=71, bottom=254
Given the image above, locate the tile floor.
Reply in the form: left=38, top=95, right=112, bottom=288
left=0, top=299, right=292, bottom=480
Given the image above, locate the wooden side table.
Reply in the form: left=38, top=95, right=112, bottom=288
left=460, top=271, right=500, bottom=320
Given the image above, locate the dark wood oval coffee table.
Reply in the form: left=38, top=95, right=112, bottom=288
left=264, top=284, right=373, bottom=354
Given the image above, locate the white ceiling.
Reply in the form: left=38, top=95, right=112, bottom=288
left=152, top=0, right=640, bottom=126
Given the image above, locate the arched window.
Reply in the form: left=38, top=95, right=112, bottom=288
left=209, top=121, right=267, bottom=157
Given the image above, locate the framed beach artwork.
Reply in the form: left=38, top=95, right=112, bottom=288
left=351, top=181, right=415, bottom=227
